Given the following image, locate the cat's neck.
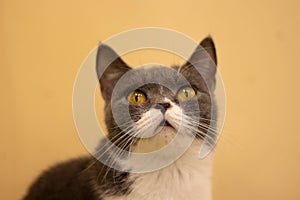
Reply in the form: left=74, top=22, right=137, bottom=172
left=104, top=141, right=213, bottom=200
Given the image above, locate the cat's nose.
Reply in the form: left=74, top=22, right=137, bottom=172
left=154, top=103, right=171, bottom=114
left=160, top=102, right=171, bottom=109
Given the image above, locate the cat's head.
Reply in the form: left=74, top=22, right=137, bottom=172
left=96, top=37, right=217, bottom=153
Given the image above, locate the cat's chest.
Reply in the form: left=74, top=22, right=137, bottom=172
left=103, top=144, right=213, bottom=200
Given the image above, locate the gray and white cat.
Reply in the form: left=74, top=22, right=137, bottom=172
left=23, top=36, right=218, bottom=200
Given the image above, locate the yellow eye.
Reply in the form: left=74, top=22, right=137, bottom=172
left=128, top=91, right=147, bottom=104
left=177, top=87, right=196, bottom=100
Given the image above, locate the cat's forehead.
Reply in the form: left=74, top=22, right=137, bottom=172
left=120, top=65, right=188, bottom=91
left=138, top=83, right=175, bottom=99
left=134, top=65, right=179, bottom=82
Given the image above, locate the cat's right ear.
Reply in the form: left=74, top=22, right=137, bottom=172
left=96, top=44, right=131, bottom=101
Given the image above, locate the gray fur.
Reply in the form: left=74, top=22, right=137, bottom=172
left=23, top=37, right=218, bottom=200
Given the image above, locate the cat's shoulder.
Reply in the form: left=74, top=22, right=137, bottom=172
left=23, top=156, right=98, bottom=200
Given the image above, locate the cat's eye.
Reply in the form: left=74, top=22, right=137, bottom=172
left=128, top=91, right=147, bottom=105
left=177, top=87, right=196, bottom=100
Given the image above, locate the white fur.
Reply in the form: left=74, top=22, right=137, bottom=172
left=102, top=98, right=214, bottom=200
left=104, top=141, right=213, bottom=200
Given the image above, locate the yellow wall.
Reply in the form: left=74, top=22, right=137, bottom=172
left=1, top=0, right=300, bottom=199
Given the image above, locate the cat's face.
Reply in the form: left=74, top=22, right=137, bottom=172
left=96, top=37, right=217, bottom=153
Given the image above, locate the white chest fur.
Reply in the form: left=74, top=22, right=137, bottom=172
left=104, top=142, right=213, bottom=200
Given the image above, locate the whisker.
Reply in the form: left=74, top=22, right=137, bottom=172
left=170, top=114, right=218, bottom=145
left=94, top=124, right=135, bottom=155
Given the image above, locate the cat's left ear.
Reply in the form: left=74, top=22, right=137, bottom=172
left=96, top=44, right=131, bottom=101
left=181, top=36, right=217, bottom=90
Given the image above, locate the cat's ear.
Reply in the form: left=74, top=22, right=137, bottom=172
left=96, top=44, right=131, bottom=101
left=180, top=36, right=217, bottom=90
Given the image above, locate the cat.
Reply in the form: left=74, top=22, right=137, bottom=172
left=23, top=36, right=218, bottom=200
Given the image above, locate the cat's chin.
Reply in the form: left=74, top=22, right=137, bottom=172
left=159, top=124, right=176, bottom=133
left=131, top=126, right=177, bottom=153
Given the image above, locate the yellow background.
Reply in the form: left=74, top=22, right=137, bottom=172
left=1, top=0, right=300, bottom=199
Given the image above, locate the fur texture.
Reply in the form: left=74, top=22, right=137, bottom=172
left=23, top=36, right=218, bottom=200
left=104, top=142, right=213, bottom=200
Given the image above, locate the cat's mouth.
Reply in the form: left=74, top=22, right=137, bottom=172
left=151, top=120, right=175, bottom=135
left=159, top=120, right=173, bottom=128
